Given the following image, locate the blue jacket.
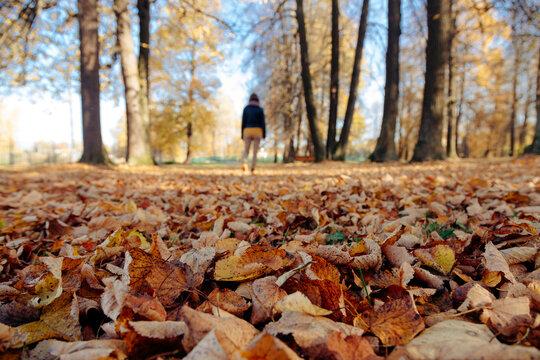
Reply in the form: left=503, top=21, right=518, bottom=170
left=242, top=105, right=266, bottom=139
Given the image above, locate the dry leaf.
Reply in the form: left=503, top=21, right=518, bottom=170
left=359, top=293, right=424, bottom=346
left=501, top=247, right=537, bottom=265
left=205, top=288, right=251, bottom=317
left=273, top=291, right=333, bottom=316
left=484, top=242, right=516, bottom=283
left=396, top=320, right=540, bottom=360
left=265, top=311, right=364, bottom=357
left=128, top=248, right=189, bottom=307
left=48, top=339, right=128, bottom=360
left=179, top=305, right=259, bottom=353
left=414, top=244, right=455, bottom=275
left=237, top=332, right=302, bottom=360
left=323, top=332, right=380, bottom=360
left=250, top=276, right=287, bottom=324
left=13, top=293, right=81, bottom=346
left=480, top=297, right=532, bottom=337
left=214, top=245, right=294, bottom=281
left=128, top=320, right=187, bottom=338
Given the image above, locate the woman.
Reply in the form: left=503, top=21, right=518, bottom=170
left=241, top=93, right=266, bottom=173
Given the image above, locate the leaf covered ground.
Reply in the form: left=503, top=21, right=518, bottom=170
left=0, top=158, right=539, bottom=359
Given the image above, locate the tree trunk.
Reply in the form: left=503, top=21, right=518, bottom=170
left=333, top=0, right=370, bottom=160
left=295, top=0, right=325, bottom=162
left=525, top=47, right=540, bottom=155
left=326, top=0, right=340, bottom=159
left=78, top=0, right=110, bottom=164
left=446, top=0, right=458, bottom=158
left=184, top=122, right=192, bottom=164
left=114, top=0, right=153, bottom=165
left=455, top=69, right=465, bottom=156
left=137, top=0, right=153, bottom=163
left=370, top=0, right=400, bottom=163
left=411, top=0, right=450, bottom=162
left=295, top=94, right=303, bottom=154
left=509, top=37, right=520, bottom=157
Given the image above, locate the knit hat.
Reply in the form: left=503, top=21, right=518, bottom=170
left=249, top=93, right=259, bottom=102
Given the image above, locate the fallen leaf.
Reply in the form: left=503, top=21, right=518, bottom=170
left=500, top=246, right=537, bottom=265
left=395, top=320, right=540, bottom=360
left=13, top=293, right=81, bottom=346
left=214, top=245, right=294, bottom=281
left=480, top=296, right=532, bottom=337
left=358, top=293, right=424, bottom=346
left=414, top=244, right=455, bottom=275
left=179, top=305, right=259, bottom=353
left=250, top=276, right=287, bottom=324
left=323, top=332, right=380, bottom=360
left=484, top=242, right=516, bottom=283
left=265, top=311, right=364, bottom=357
left=205, top=288, right=250, bottom=317
left=48, top=339, right=128, bottom=360
left=128, top=248, right=189, bottom=307
left=273, top=291, right=333, bottom=316
left=238, top=332, right=302, bottom=360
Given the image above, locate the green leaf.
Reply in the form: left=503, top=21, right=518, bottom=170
left=438, top=228, right=456, bottom=240
left=326, top=228, right=346, bottom=244
left=0, top=219, right=5, bottom=229
left=455, top=221, right=470, bottom=233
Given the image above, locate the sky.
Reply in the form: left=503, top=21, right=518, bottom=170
left=4, top=64, right=251, bottom=151
left=1, top=0, right=386, bottom=153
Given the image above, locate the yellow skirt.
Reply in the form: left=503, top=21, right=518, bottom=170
left=243, top=127, right=263, bottom=137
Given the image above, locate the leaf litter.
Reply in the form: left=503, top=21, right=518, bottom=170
left=0, top=159, right=539, bottom=359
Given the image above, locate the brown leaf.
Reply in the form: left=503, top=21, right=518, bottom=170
left=179, top=305, right=259, bottom=353
left=205, top=288, right=250, bottom=317
left=128, top=248, right=189, bottom=307
left=265, top=311, right=364, bottom=357
left=484, top=242, right=516, bottom=283
left=397, top=320, right=540, bottom=360
left=324, top=332, right=380, bottom=360
left=239, top=332, right=302, bottom=360
left=481, top=297, right=532, bottom=338
left=359, top=293, right=424, bottom=346
left=250, top=276, right=287, bottom=324
left=214, top=245, right=294, bottom=281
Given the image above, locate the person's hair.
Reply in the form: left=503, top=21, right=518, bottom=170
left=249, top=93, right=259, bottom=102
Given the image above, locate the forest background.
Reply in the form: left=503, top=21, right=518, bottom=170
left=0, top=0, right=539, bottom=166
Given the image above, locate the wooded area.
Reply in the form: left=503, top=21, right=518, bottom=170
left=0, top=0, right=539, bottom=165
left=1, top=1, right=540, bottom=359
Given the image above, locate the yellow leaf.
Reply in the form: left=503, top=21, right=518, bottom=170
left=13, top=293, right=81, bottom=346
left=273, top=291, right=333, bottom=316
left=481, top=270, right=502, bottom=287
left=414, top=245, right=455, bottom=275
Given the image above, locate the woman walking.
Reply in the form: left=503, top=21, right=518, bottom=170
left=241, top=93, right=266, bottom=174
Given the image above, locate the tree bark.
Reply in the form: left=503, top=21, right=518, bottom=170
left=411, top=0, right=450, bottom=162
left=509, top=37, right=520, bottom=157
left=326, top=0, right=340, bottom=159
left=137, top=0, right=153, bottom=163
left=78, top=0, right=110, bottom=164
left=296, top=0, right=325, bottom=162
left=455, top=68, right=465, bottom=156
left=114, top=0, right=153, bottom=165
left=370, top=0, right=400, bottom=163
left=446, top=0, right=457, bottom=158
left=333, top=0, right=370, bottom=160
left=525, top=47, right=540, bottom=155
